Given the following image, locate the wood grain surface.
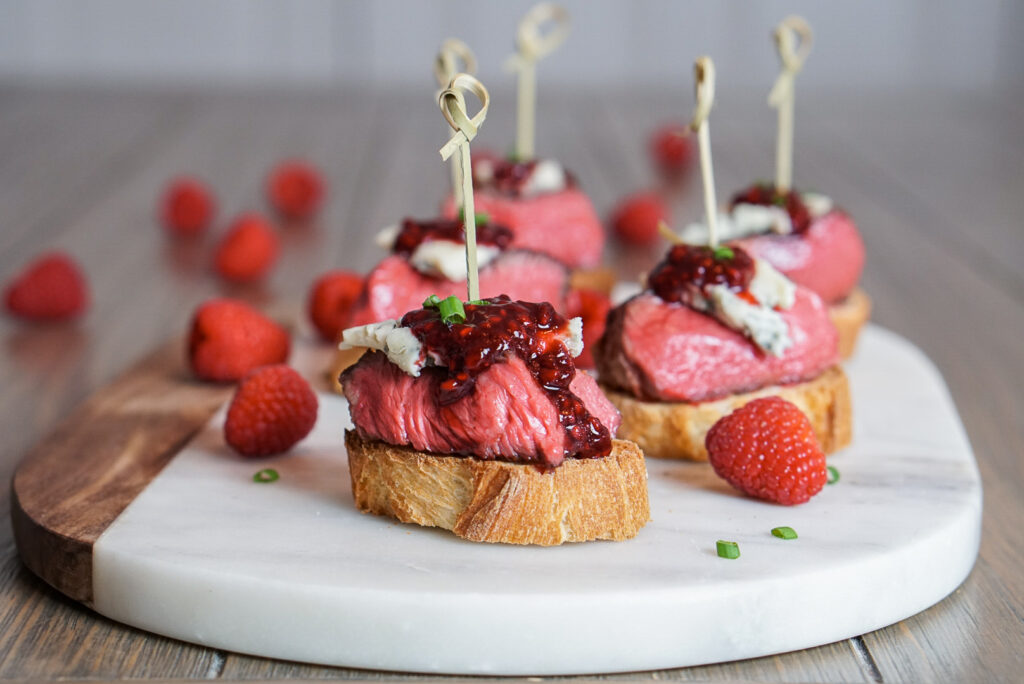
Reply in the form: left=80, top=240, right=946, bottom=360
left=0, top=85, right=1020, bottom=682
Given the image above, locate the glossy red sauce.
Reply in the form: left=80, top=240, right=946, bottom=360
left=473, top=158, right=577, bottom=196
left=729, top=183, right=812, bottom=234
left=648, top=244, right=756, bottom=304
left=392, top=217, right=513, bottom=256
left=399, top=295, right=611, bottom=460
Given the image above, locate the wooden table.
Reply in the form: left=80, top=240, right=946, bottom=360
left=0, top=85, right=1020, bottom=682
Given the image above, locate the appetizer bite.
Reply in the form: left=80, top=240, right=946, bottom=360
left=595, top=241, right=851, bottom=461
left=677, top=17, right=869, bottom=357
left=340, top=295, right=648, bottom=544
left=349, top=214, right=568, bottom=326
left=597, top=56, right=851, bottom=461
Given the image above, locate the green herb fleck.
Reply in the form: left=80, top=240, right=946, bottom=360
left=422, top=294, right=442, bottom=309
left=772, top=195, right=787, bottom=207
left=457, top=208, right=490, bottom=226
left=716, top=540, right=740, bottom=559
left=506, top=147, right=521, bottom=162
left=438, top=295, right=466, bottom=324
left=253, top=468, right=279, bottom=483
left=466, top=299, right=488, bottom=306
left=827, top=465, right=840, bottom=485
left=771, top=526, right=798, bottom=540
left=713, top=245, right=735, bottom=260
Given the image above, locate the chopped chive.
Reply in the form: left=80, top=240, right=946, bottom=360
left=438, top=295, right=466, bottom=324
left=771, top=526, right=798, bottom=540
left=716, top=540, right=740, bottom=559
left=422, top=294, right=442, bottom=309
left=713, top=245, right=735, bottom=260
left=827, top=465, right=840, bottom=485
left=772, top=195, right=787, bottom=207
left=506, top=147, right=521, bottom=162
left=456, top=208, right=490, bottom=226
left=253, top=468, right=279, bottom=483
left=466, top=299, right=488, bottom=306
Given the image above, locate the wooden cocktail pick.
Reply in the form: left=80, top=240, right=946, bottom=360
left=439, top=73, right=490, bottom=301
left=690, top=56, right=719, bottom=248
left=768, top=16, right=813, bottom=193
left=504, top=3, right=569, bottom=160
left=435, top=39, right=478, bottom=205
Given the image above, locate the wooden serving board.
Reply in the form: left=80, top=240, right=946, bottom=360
left=11, top=326, right=982, bottom=675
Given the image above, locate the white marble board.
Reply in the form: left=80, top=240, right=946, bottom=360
left=90, top=325, right=982, bottom=675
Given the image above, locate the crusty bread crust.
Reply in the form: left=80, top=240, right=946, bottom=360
left=601, top=365, right=852, bottom=462
left=829, top=287, right=871, bottom=360
left=569, top=266, right=617, bottom=295
left=346, top=433, right=650, bottom=545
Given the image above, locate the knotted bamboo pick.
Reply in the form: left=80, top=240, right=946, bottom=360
left=504, top=3, right=569, bottom=160
left=768, top=16, right=813, bottom=193
left=690, top=56, right=719, bottom=248
left=439, top=73, right=490, bottom=302
left=435, top=39, right=477, bottom=206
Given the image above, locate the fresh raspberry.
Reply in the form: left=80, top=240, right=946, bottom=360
left=706, top=397, right=827, bottom=505
left=266, top=160, right=325, bottom=221
left=224, top=365, right=318, bottom=457
left=610, top=192, right=670, bottom=246
left=308, top=270, right=364, bottom=342
left=213, top=213, right=280, bottom=283
left=4, top=252, right=89, bottom=321
left=650, top=123, right=695, bottom=180
left=566, top=287, right=611, bottom=369
left=187, top=298, right=290, bottom=382
left=160, top=177, right=215, bottom=237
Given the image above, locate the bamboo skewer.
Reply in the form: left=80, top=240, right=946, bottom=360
left=768, top=16, right=813, bottom=193
left=504, top=3, right=569, bottom=160
left=690, top=57, right=719, bottom=248
left=435, top=39, right=477, bottom=206
left=439, top=73, right=490, bottom=302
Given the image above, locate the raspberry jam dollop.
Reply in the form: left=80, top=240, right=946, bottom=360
left=392, top=217, right=513, bottom=257
left=475, top=158, right=576, bottom=196
left=400, top=296, right=611, bottom=460
left=648, top=244, right=756, bottom=304
left=730, top=183, right=812, bottom=234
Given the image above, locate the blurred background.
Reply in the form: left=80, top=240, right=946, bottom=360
left=0, top=0, right=1021, bottom=95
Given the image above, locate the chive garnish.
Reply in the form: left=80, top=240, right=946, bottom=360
left=506, top=147, right=521, bottom=162
left=716, top=540, right=740, bottom=559
left=253, top=468, right=279, bottom=483
left=827, top=465, right=840, bottom=485
left=713, top=245, right=735, bottom=260
left=466, top=299, right=487, bottom=306
left=456, top=208, right=490, bottom=226
left=422, top=294, right=442, bottom=309
left=771, top=526, right=798, bottom=540
left=772, top=195, right=787, bottom=207
left=438, top=295, right=466, bottom=324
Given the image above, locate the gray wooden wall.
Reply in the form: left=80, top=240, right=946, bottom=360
left=0, top=0, right=1021, bottom=94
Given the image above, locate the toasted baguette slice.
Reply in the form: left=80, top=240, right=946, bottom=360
left=829, top=287, right=871, bottom=360
left=601, top=365, right=851, bottom=462
left=346, top=432, right=650, bottom=545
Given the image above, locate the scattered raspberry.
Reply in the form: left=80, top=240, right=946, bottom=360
left=160, top=177, right=215, bottom=237
left=566, top=287, right=611, bottom=369
left=4, top=252, right=89, bottom=321
left=650, top=123, right=695, bottom=181
left=706, top=397, right=827, bottom=505
left=187, top=298, right=290, bottom=382
left=610, top=192, right=670, bottom=246
left=308, top=270, right=364, bottom=342
left=267, top=160, right=325, bottom=221
left=224, top=365, right=318, bottom=457
left=213, top=213, right=280, bottom=283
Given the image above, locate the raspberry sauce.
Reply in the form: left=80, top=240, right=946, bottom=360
left=474, top=158, right=576, bottom=196
left=400, top=296, right=611, bottom=461
left=648, top=244, right=755, bottom=304
left=392, top=217, right=513, bottom=256
left=730, top=183, right=812, bottom=234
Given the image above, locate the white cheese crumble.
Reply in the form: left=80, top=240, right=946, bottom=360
left=565, top=317, right=584, bottom=358
left=375, top=224, right=399, bottom=249
left=409, top=239, right=501, bottom=281
left=678, top=205, right=792, bottom=244
left=340, top=320, right=425, bottom=376
left=686, top=258, right=797, bottom=356
left=521, top=159, right=568, bottom=197
left=802, top=192, right=834, bottom=218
